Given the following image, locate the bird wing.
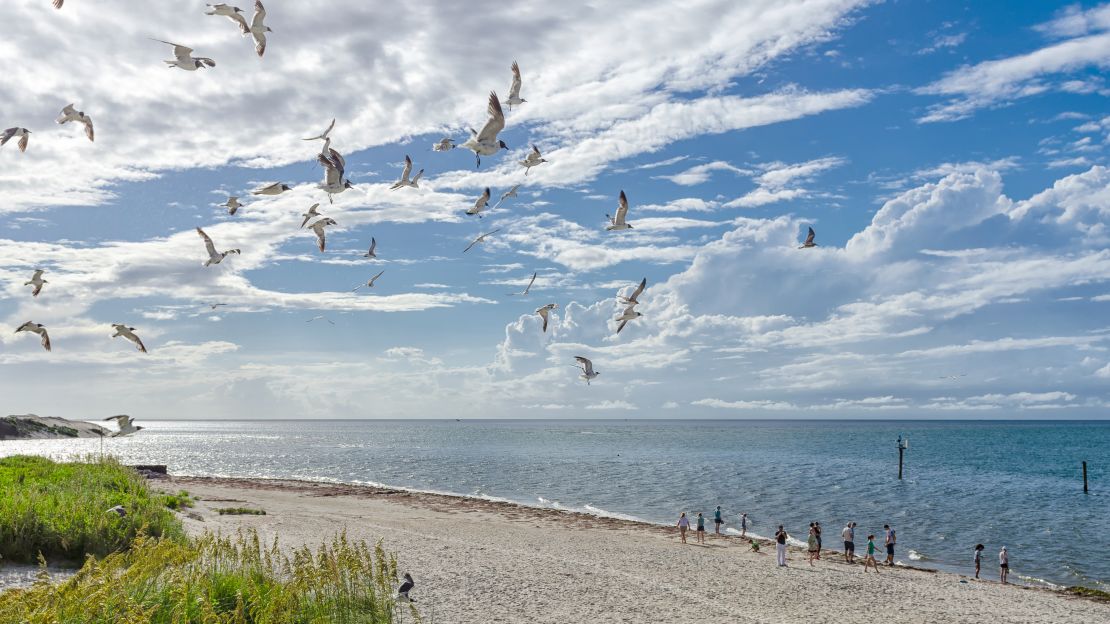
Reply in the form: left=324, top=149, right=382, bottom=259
left=476, top=91, right=506, bottom=143
left=301, top=204, right=319, bottom=228
left=614, top=191, right=629, bottom=223
left=575, top=356, right=593, bottom=375
left=400, top=155, right=413, bottom=181
left=411, top=169, right=423, bottom=184
left=53, top=0, right=64, bottom=8
left=81, top=117, right=94, bottom=141
left=304, top=118, right=334, bottom=141
left=0, top=128, right=15, bottom=146
left=524, top=271, right=537, bottom=293
left=371, top=269, right=385, bottom=282
left=167, top=42, right=194, bottom=62
left=56, top=104, right=75, bottom=123
left=253, top=31, right=267, bottom=57
left=630, top=277, right=646, bottom=301
left=531, top=144, right=541, bottom=158
left=104, top=414, right=128, bottom=423
left=17, top=133, right=29, bottom=153
left=462, top=238, right=479, bottom=253
left=477, top=187, right=490, bottom=208
left=313, top=226, right=327, bottom=252
left=368, top=237, right=376, bottom=254
left=229, top=11, right=250, bottom=33
left=318, top=154, right=340, bottom=186
left=196, top=228, right=218, bottom=257
left=251, top=0, right=267, bottom=30
left=805, top=227, right=816, bottom=245
left=537, top=307, right=549, bottom=331
left=500, top=184, right=519, bottom=201
left=130, top=332, right=147, bottom=353
left=329, top=148, right=346, bottom=177
left=32, top=269, right=43, bottom=280
left=617, top=319, right=629, bottom=334
left=508, top=61, right=522, bottom=99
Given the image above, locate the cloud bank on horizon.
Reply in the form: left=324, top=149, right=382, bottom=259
left=1, top=0, right=1108, bottom=419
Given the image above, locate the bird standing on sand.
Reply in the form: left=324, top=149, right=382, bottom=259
left=606, top=191, right=634, bottom=231
left=111, top=324, right=147, bottom=353
left=493, top=184, right=521, bottom=210
left=253, top=182, right=291, bottom=196
left=1, top=128, right=31, bottom=153
left=390, top=155, right=423, bottom=190
left=798, top=226, right=817, bottom=249
left=318, top=148, right=353, bottom=202
left=463, top=228, right=500, bottom=253
left=351, top=270, right=385, bottom=291
left=15, top=321, right=51, bottom=352
left=505, top=61, right=526, bottom=111
left=25, top=270, right=47, bottom=297
left=154, top=40, right=216, bottom=71
left=466, top=187, right=491, bottom=218
left=398, top=573, right=415, bottom=602
left=247, top=1, right=272, bottom=58
left=221, top=196, right=242, bottom=215
left=535, top=303, right=558, bottom=333
left=104, top=415, right=143, bottom=437
left=308, top=217, right=337, bottom=252
left=196, top=227, right=240, bottom=266
left=56, top=104, right=94, bottom=141
left=459, top=92, right=508, bottom=168
left=614, top=304, right=642, bottom=334
left=508, top=271, right=537, bottom=296
left=432, top=137, right=455, bottom=152
left=363, top=237, right=377, bottom=258
left=574, top=356, right=599, bottom=385
left=205, top=4, right=248, bottom=32
left=619, top=278, right=646, bottom=306
left=301, top=203, right=321, bottom=228
left=520, top=145, right=547, bottom=175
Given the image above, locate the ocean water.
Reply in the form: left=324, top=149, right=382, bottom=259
left=2, top=419, right=1106, bottom=590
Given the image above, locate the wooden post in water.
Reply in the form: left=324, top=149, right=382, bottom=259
left=1083, top=461, right=1088, bottom=494
left=897, top=435, right=908, bottom=480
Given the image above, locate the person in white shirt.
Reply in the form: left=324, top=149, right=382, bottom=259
left=999, top=546, right=1009, bottom=584
left=842, top=522, right=855, bottom=563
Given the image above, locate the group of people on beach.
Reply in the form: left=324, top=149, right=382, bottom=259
left=677, top=509, right=1012, bottom=583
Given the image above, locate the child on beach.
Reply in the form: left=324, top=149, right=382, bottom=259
left=749, top=539, right=763, bottom=554
left=677, top=512, right=689, bottom=544
left=714, top=505, right=723, bottom=535
left=863, top=535, right=880, bottom=573
left=974, top=544, right=984, bottom=579
left=999, top=546, right=1009, bottom=584
left=696, top=512, right=706, bottom=544
left=807, top=525, right=819, bottom=566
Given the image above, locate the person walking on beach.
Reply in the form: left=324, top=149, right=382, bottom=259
left=713, top=505, right=723, bottom=536
left=843, top=522, right=856, bottom=563
left=677, top=512, right=689, bottom=544
left=863, top=534, right=880, bottom=573
left=775, top=525, right=789, bottom=567
left=807, top=525, right=819, bottom=566
left=999, top=546, right=1009, bottom=584
left=814, top=521, right=822, bottom=560
left=739, top=512, right=748, bottom=538
left=696, top=512, right=706, bottom=544
left=974, top=544, right=984, bottom=579
left=883, top=524, right=896, bottom=566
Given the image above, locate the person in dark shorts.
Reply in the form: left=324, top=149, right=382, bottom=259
left=883, top=524, right=896, bottom=566
left=696, top=512, right=706, bottom=544
left=999, top=546, right=1009, bottom=584
left=814, top=521, right=822, bottom=559
left=713, top=505, right=723, bottom=535
left=974, top=544, right=984, bottom=579
left=739, top=512, right=748, bottom=538
left=843, top=522, right=856, bottom=563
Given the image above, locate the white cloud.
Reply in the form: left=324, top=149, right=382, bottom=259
left=654, top=161, right=749, bottom=186
left=584, top=400, right=637, bottom=410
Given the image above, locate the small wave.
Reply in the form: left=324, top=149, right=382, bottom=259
left=580, top=504, right=651, bottom=523
left=908, top=549, right=926, bottom=561
left=1015, top=574, right=1064, bottom=590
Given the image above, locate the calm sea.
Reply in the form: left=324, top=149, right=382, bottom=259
left=2, top=419, right=1106, bottom=590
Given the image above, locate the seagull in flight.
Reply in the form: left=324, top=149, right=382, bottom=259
left=798, top=226, right=817, bottom=249
left=318, top=148, right=353, bottom=202
left=111, top=324, right=148, bottom=353
left=363, top=237, right=377, bottom=258
left=390, top=155, right=423, bottom=190
left=466, top=187, right=491, bottom=218
left=352, top=270, right=385, bottom=291
left=15, top=321, right=51, bottom=352
left=432, top=137, right=455, bottom=152
left=306, top=315, right=334, bottom=325
left=53, top=0, right=64, bottom=8
left=493, top=184, right=521, bottom=210
left=1, top=128, right=31, bottom=153
left=253, top=182, right=291, bottom=196
left=303, top=118, right=335, bottom=142
left=535, top=303, right=558, bottom=333
left=618, top=278, right=646, bottom=306
left=505, top=61, right=526, bottom=111
left=520, top=145, right=547, bottom=175
left=463, top=228, right=501, bottom=253
left=247, top=1, right=272, bottom=58
left=205, top=4, right=249, bottom=33
left=56, top=104, right=94, bottom=141
left=24, top=270, right=47, bottom=297
left=221, top=196, right=242, bottom=215
left=614, top=304, right=642, bottom=334
left=154, top=40, right=215, bottom=71
left=196, top=227, right=240, bottom=266
left=308, top=217, right=338, bottom=252
left=208, top=303, right=228, bottom=310
left=574, top=356, right=600, bottom=385
left=301, top=203, right=321, bottom=228
left=606, top=191, right=633, bottom=231
left=507, top=271, right=537, bottom=296
left=104, top=415, right=143, bottom=437
left=459, top=92, right=508, bottom=168
left=398, top=573, right=416, bottom=602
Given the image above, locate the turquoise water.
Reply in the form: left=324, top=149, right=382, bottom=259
left=2, top=419, right=1106, bottom=589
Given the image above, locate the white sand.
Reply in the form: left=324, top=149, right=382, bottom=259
left=164, top=476, right=1108, bottom=624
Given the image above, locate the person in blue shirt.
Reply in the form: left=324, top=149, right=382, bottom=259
left=713, top=505, right=723, bottom=535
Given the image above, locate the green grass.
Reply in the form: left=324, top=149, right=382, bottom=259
left=1066, top=586, right=1110, bottom=602
left=159, top=490, right=195, bottom=511
left=0, top=529, right=414, bottom=623
left=0, top=455, right=185, bottom=565
left=1, top=416, right=79, bottom=438
left=217, top=507, right=266, bottom=516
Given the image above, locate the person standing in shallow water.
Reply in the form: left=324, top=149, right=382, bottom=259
left=775, top=525, right=789, bottom=567
left=739, top=512, right=748, bottom=538
left=974, top=544, right=984, bottom=579
left=807, top=525, right=819, bottom=566
left=883, top=524, right=896, bottom=566
left=713, top=505, right=723, bottom=535
left=999, top=546, right=1009, bottom=584
left=696, top=512, right=706, bottom=544
left=843, top=522, right=856, bottom=564
left=677, top=512, right=689, bottom=544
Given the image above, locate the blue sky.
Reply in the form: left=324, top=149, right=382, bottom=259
left=1, top=0, right=1109, bottom=418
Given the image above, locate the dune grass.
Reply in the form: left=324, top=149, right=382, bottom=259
left=217, top=507, right=266, bottom=515
left=0, top=529, right=414, bottom=623
left=0, top=455, right=185, bottom=564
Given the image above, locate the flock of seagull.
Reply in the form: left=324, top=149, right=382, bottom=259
left=9, top=0, right=823, bottom=390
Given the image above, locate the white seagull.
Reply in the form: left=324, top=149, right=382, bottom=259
left=466, top=187, right=491, bottom=218
left=798, top=226, right=817, bottom=249
left=352, top=270, right=385, bottom=291
left=493, top=184, right=521, bottom=210
left=111, top=324, right=148, bottom=353
left=205, top=4, right=249, bottom=33
left=318, top=148, right=353, bottom=202
left=300, top=203, right=321, bottom=228
left=505, top=61, right=526, bottom=111
left=24, top=270, right=47, bottom=297
left=247, top=1, right=272, bottom=58
left=535, top=303, right=558, bottom=333
left=390, top=155, right=423, bottom=190
left=463, top=228, right=501, bottom=253
left=221, top=196, right=242, bottom=215
left=507, top=271, right=537, bottom=296
left=432, top=137, right=455, bottom=152
left=154, top=40, right=216, bottom=71
left=303, top=118, right=335, bottom=142
left=459, top=91, right=508, bottom=168
left=253, top=182, right=291, bottom=196
left=104, top=415, right=143, bottom=437
left=619, top=278, right=646, bottom=306
left=1, top=128, right=31, bottom=153
left=196, top=227, right=241, bottom=266
left=614, top=304, right=642, bottom=334
left=520, top=145, right=547, bottom=175
left=308, top=217, right=337, bottom=252
left=363, top=237, right=377, bottom=258
left=15, top=321, right=51, bottom=352
left=56, top=104, right=94, bottom=142
left=574, top=356, right=600, bottom=385
left=606, top=190, right=634, bottom=231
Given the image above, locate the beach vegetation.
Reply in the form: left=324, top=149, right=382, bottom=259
left=216, top=507, right=266, bottom=515
left=1066, top=586, right=1110, bottom=603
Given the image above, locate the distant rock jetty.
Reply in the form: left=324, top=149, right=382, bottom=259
left=0, top=414, right=110, bottom=440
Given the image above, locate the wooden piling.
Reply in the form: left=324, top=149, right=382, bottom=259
left=1083, top=461, right=1088, bottom=494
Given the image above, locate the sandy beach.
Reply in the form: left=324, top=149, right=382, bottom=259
left=156, top=475, right=1108, bottom=624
